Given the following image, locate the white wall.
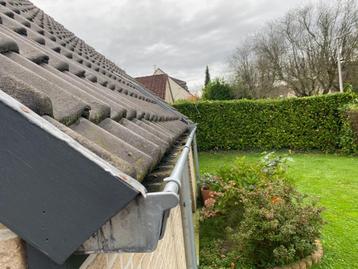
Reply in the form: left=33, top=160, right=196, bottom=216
left=167, top=78, right=192, bottom=103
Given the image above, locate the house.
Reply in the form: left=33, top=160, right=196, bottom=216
left=0, top=0, right=199, bottom=268
left=136, top=68, right=193, bottom=103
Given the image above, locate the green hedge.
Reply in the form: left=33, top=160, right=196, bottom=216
left=174, top=93, right=357, bottom=151
left=340, top=105, right=358, bottom=154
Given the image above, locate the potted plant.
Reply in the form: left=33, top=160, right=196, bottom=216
left=199, top=173, right=221, bottom=206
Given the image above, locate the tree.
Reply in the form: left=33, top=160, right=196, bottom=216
left=231, top=0, right=358, bottom=97
left=202, top=78, right=234, bottom=100
left=230, top=40, right=277, bottom=98
left=204, top=66, right=211, bottom=86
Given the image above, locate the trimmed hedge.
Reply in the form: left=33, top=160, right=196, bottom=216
left=174, top=93, right=357, bottom=151
left=340, top=106, right=358, bottom=154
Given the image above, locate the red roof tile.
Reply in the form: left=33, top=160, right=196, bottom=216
left=135, top=74, right=168, bottom=100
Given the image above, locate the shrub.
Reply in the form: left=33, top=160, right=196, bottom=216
left=200, top=153, right=324, bottom=269
left=199, top=239, right=239, bottom=269
left=260, top=152, right=292, bottom=178
left=216, top=158, right=264, bottom=191
left=202, top=78, right=234, bottom=100
left=174, top=93, right=357, bottom=151
left=205, top=153, right=291, bottom=226
left=230, top=179, right=324, bottom=268
left=216, top=152, right=292, bottom=189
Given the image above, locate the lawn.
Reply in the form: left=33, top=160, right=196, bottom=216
left=199, top=151, right=358, bottom=269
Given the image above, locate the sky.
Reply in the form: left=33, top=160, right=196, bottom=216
left=31, top=0, right=317, bottom=92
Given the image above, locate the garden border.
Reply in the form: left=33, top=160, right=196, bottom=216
left=272, top=240, right=323, bottom=269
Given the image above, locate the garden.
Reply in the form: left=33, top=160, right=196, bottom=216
left=174, top=92, right=358, bottom=268
left=198, top=152, right=358, bottom=269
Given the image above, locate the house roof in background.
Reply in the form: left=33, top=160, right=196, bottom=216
left=135, top=74, right=168, bottom=99
left=170, top=77, right=188, bottom=90
left=136, top=72, right=192, bottom=100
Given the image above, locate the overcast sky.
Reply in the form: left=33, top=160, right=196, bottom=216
left=31, top=0, right=317, bottom=92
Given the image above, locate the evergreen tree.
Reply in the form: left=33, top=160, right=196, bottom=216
left=204, top=66, right=211, bottom=86
left=202, top=78, right=234, bottom=100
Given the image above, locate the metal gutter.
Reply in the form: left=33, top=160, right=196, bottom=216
left=163, top=126, right=196, bottom=194
left=78, top=127, right=199, bottom=268
left=163, top=126, right=198, bottom=269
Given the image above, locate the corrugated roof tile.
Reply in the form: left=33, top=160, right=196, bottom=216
left=0, top=0, right=189, bottom=188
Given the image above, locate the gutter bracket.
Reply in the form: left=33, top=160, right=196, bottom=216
left=77, top=191, right=179, bottom=254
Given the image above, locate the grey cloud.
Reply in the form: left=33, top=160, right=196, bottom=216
left=31, top=0, right=319, bottom=91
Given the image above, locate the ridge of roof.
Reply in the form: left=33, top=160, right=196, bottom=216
left=135, top=73, right=168, bottom=80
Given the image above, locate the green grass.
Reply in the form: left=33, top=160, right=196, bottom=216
left=199, top=151, right=358, bottom=269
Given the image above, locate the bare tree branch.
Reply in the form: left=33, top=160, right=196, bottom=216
left=230, top=0, right=358, bottom=97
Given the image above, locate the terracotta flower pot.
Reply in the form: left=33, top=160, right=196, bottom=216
left=201, top=187, right=216, bottom=205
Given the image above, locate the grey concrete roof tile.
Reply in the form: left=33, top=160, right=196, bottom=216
left=37, top=64, right=111, bottom=124
left=0, top=31, right=18, bottom=52
left=63, top=71, right=131, bottom=119
left=158, top=120, right=188, bottom=134
left=44, top=116, right=137, bottom=178
left=48, top=57, right=69, bottom=71
left=0, top=74, right=53, bottom=116
left=120, top=118, right=170, bottom=154
left=149, top=120, right=181, bottom=139
left=0, top=0, right=189, bottom=185
left=143, top=119, right=178, bottom=139
left=70, top=118, right=153, bottom=181
left=133, top=119, right=174, bottom=145
left=99, top=118, right=162, bottom=163
left=0, top=52, right=89, bottom=124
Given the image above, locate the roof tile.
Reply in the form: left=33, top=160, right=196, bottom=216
left=136, top=74, right=168, bottom=99
left=0, top=0, right=189, bottom=186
